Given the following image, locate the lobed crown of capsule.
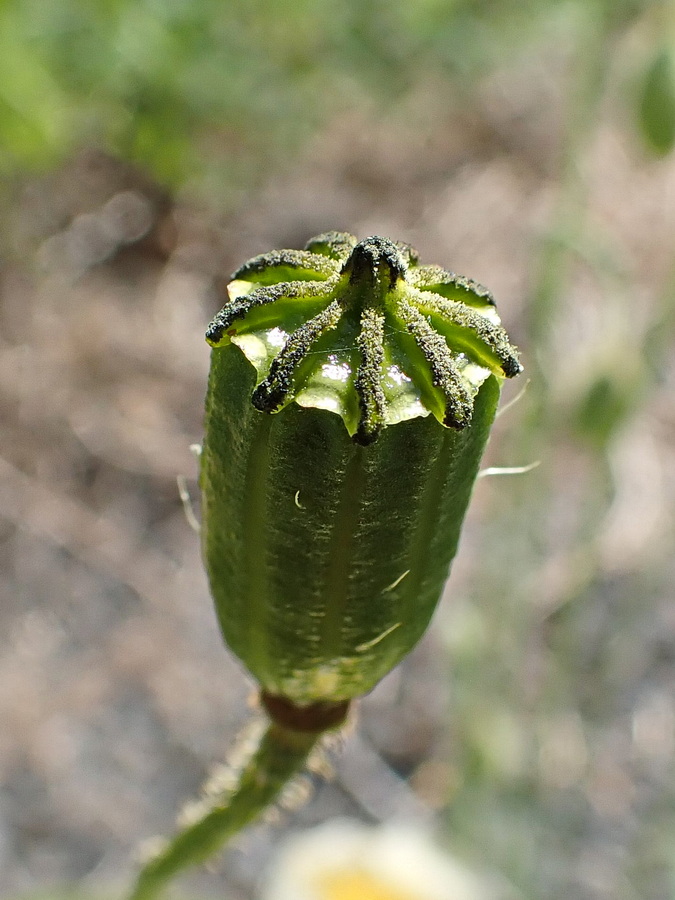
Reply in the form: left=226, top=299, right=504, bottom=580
left=206, top=232, right=521, bottom=445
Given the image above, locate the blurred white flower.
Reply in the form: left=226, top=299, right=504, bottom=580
left=260, top=819, right=516, bottom=900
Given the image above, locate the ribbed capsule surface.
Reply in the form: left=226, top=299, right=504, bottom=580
left=201, top=233, right=520, bottom=705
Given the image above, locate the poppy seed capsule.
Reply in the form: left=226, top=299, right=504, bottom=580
left=201, top=233, right=521, bottom=708
left=126, top=236, right=522, bottom=900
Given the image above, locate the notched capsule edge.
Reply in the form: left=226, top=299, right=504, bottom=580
left=206, top=234, right=522, bottom=441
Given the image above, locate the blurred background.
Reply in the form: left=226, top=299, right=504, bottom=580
left=1, top=1, right=675, bottom=898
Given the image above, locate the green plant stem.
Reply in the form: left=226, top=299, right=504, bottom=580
left=127, top=720, right=320, bottom=900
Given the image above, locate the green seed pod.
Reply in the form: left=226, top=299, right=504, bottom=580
left=127, top=233, right=521, bottom=900
left=201, top=232, right=521, bottom=708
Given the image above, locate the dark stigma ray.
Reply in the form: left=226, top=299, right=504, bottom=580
left=206, top=282, right=331, bottom=346
left=252, top=300, right=344, bottom=413
left=304, top=232, right=358, bottom=261
left=397, top=300, right=473, bottom=430
left=410, top=265, right=496, bottom=308
left=232, top=249, right=338, bottom=282
left=354, top=307, right=387, bottom=446
left=412, top=292, right=521, bottom=378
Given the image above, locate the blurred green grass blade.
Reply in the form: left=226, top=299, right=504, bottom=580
left=0, top=7, right=73, bottom=170
left=639, top=48, right=675, bottom=156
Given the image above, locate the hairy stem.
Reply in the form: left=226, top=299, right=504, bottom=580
left=127, top=718, right=322, bottom=900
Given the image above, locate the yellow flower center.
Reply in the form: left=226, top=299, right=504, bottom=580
left=314, top=867, right=424, bottom=900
